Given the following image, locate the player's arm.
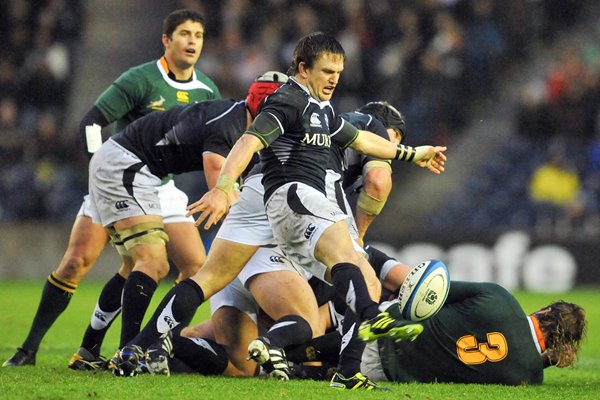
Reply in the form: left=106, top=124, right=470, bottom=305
left=79, top=106, right=110, bottom=159
left=350, top=129, right=447, bottom=174
left=202, top=152, right=226, bottom=189
left=355, top=161, right=392, bottom=246
left=187, top=133, right=265, bottom=229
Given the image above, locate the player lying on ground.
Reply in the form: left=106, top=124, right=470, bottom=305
left=164, top=246, right=587, bottom=386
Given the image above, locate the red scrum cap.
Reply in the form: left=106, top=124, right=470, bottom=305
left=246, top=71, right=288, bottom=118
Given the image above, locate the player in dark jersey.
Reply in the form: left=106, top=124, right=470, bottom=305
left=285, top=246, right=588, bottom=385
left=116, top=32, right=447, bottom=388
left=3, top=9, right=220, bottom=368
left=79, top=72, right=285, bottom=374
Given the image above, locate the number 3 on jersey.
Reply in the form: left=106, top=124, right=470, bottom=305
left=456, top=332, right=508, bottom=365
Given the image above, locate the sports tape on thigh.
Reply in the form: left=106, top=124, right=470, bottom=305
left=116, top=221, right=170, bottom=251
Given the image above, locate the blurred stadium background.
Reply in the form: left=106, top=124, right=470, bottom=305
left=1, top=0, right=599, bottom=291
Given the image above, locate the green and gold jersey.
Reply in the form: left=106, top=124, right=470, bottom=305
left=95, top=56, right=221, bottom=132
left=379, top=281, right=544, bottom=385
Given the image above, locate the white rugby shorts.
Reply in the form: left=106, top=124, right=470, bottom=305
left=88, top=139, right=194, bottom=226
left=265, top=182, right=352, bottom=282
left=210, top=276, right=260, bottom=323
left=325, top=170, right=359, bottom=240
left=209, top=246, right=311, bottom=322
left=216, top=174, right=275, bottom=246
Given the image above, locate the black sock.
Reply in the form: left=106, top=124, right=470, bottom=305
left=80, top=273, right=126, bottom=356
left=331, top=263, right=380, bottom=320
left=22, top=273, right=76, bottom=352
left=120, top=271, right=157, bottom=347
left=265, top=314, right=312, bottom=348
left=336, top=310, right=365, bottom=377
left=129, top=279, right=204, bottom=350
left=286, top=331, right=342, bottom=363
left=170, top=335, right=228, bottom=375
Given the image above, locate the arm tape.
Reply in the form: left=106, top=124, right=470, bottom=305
left=357, top=191, right=386, bottom=216
left=395, top=144, right=416, bottom=162
left=215, top=174, right=236, bottom=195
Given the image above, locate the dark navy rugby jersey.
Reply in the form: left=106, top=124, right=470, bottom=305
left=337, top=111, right=391, bottom=190
left=247, top=79, right=359, bottom=201
left=112, top=99, right=248, bottom=179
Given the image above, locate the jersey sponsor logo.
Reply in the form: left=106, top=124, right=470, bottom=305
left=115, top=200, right=129, bottom=210
left=163, top=315, right=176, bottom=329
left=148, top=96, right=166, bottom=110
left=269, top=255, right=285, bottom=264
left=310, top=112, right=322, bottom=127
left=304, top=223, right=317, bottom=239
left=176, top=91, right=189, bottom=103
left=302, top=132, right=331, bottom=147
left=94, top=311, right=107, bottom=323
left=456, top=332, right=508, bottom=365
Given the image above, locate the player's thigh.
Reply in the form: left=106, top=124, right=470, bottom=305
left=212, top=306, right=258, bottom=377
left=191, top=238, right=259, bottom=298
left=314, top=220, right=363, bottom=271
left=113, top=215, right=169, bottom=280
left=248, top=271, right=323, bottom=336
left=56, top=215, right=109, bottom=281
left=164, top=221, right=206, bottom=276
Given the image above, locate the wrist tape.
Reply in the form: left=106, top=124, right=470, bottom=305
left=395, top=144, right=416, bottom=162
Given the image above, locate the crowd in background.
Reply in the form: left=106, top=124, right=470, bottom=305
left=430, top=25, right=600, bottom=237
left=1, top=0, right=598, bottom=239
left=0, top=0, right=84, bottom=221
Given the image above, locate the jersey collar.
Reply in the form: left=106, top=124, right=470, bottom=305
left=527, top=315, right=547, bottom=354
left=289, top=77, right=332, bottom=109
left=156, top=57, right=214, bottom=92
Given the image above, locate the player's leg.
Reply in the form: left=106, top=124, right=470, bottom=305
left=113, top=215, right=170, bottom=348
left=164, top=221, right=206, bottom=280
left=3, top=211, right=108, bottom=367
left=212, top=306, right=259, bottom=376
left=159, top=181, right=206, bottom=281
left=69, top=260, right=132, bottom=370
left=119, top=238, right=258, bottom=352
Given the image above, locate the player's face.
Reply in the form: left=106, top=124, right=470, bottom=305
left=163, top=20, right=204, bottom=70
left=387, top=128, right=403, bottom=145
left=303, top=52, right=344, bottom=101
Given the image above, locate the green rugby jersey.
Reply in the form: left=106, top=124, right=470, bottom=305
left=95, top=56, right=221, bottom=132
left=379, top=281, right=544, bottom=385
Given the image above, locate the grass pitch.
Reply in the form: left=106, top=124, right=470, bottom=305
left=0, top=280, right=598, bottom=399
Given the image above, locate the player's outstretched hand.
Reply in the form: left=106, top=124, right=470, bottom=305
left=414, top=146, right=447, bottom=174
left=187, top=188, right=229, bottom=229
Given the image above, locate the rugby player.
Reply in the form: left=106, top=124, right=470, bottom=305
left=112, top=32, right=446, bottom=390
left=3, top=9, right=220, bottom=368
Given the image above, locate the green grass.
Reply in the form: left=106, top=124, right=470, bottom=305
left=0, top=280, right=599, bottom=399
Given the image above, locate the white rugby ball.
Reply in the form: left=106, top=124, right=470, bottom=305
left=398, top=259, right=450, bottom=321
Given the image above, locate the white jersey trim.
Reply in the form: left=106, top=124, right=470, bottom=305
left=155, top=60, right=214, bottom=92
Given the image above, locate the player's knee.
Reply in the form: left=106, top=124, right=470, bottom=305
left=56, top=253, right=93, bottom=281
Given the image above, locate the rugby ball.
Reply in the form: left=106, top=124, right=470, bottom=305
left=398, top=259, right=450, bottom=321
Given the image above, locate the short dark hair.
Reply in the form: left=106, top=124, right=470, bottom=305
left=358, top=101, right=407, bottom=143
left=163, top=9, right=205, bottom=39
left=287, top=32, right=345, bottom=75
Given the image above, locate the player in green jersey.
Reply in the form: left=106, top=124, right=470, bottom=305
left=3, top=9, right=220, bottom=368
left=284, top=247, right=588, bottom=385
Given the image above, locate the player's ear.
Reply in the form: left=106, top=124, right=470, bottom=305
left=162, top=34, right=170, bottom=48
left=298, top=61, right=309, bottom=78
